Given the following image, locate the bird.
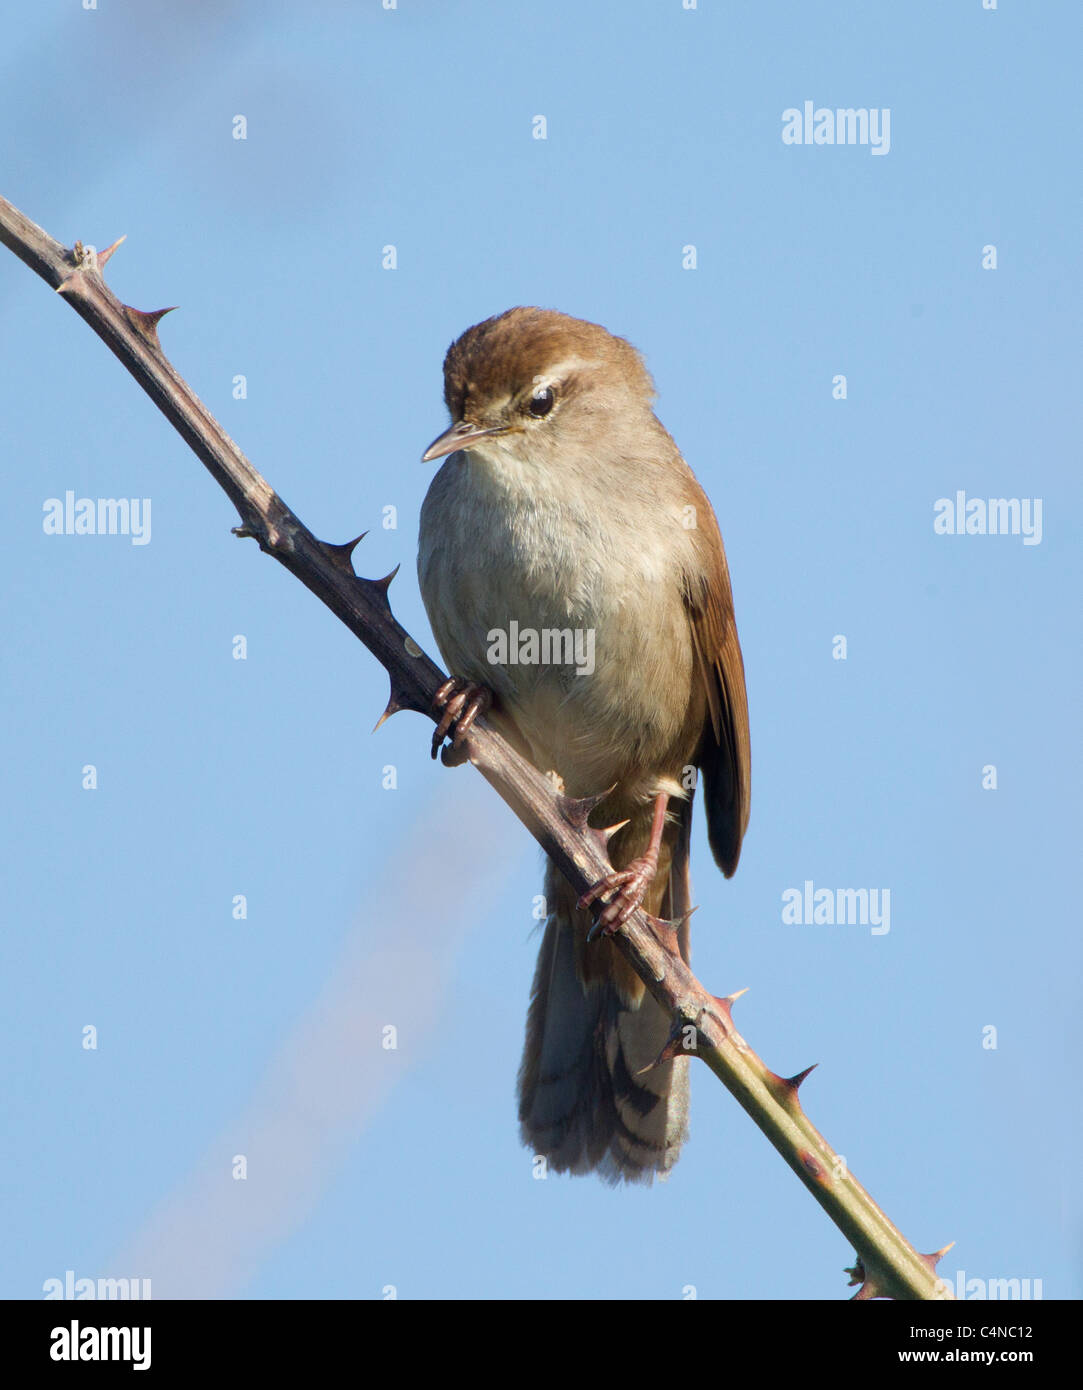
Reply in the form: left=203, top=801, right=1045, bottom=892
left=417, top=307, right=750, bottom=1183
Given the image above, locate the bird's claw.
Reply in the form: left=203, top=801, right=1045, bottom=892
left=430, top=677, right=492, bottom=759
left=579, top=856, right=657, bottom=940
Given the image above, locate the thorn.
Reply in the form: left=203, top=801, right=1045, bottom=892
left=785, top=1063, right=818, bottom=1093
left=582, top=825, right=615, bottom=861
left=556, top=784, right=617, bottom=831
left=637, top=1017, right=696, bottom=1073
left=372, top=689, right=406, bottom=733
left=371, top=563, right=400, bottom=594
left=765, top=1062, right=819, bottom=1112
left=920, top=1242, right=955, bottom=1272
left=642, top=912, right=681, bottom=952
left=321, top=533, right=367, bottom=574
left=646, top=906, right=697, bottom=944
left=97, top=234, right=126, bottom=268
left=599, top=818, right=630, bottom=843
left=706, top=986, right=748, bottom=1036
left=123, top=304, right=176, bottom=343
left=55, top=268, right=86, bottom=296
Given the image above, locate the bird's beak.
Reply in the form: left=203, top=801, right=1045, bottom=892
left=422, top=420, right=505, bottom=462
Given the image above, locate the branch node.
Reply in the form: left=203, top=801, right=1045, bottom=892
left=845, top=1259, right=888, bottom=1301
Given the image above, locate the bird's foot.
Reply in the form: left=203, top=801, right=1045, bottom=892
left=430, top=677, right=492, bottom=761
left=579, top=855, right=660, bottom=939
left=579, top=790, right=669, bottom=940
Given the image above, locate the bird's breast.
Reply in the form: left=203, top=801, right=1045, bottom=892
left=418, top=449, right=701, bottom=795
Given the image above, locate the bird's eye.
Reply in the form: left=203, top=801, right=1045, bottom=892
left=527, top=385, right=555, bottom=418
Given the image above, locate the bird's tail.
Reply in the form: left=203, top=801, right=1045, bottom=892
left=516, top=811, right=693, bottom=1184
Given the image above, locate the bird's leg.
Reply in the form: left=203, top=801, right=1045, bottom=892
left=430, top=676, right=493, bottom=760
left=578, top=790, right=669, bottom=936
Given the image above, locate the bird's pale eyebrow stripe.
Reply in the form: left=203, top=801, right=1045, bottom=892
left=529, top=357, right=600, bottom=387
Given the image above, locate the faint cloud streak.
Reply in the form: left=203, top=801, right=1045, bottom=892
left=112, top=778, right=526, bottom=1297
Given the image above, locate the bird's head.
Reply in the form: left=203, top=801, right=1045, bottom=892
left=421, top=307, right=657, bottom=471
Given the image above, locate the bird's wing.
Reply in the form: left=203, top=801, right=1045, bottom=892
left=683, top=507, right=751, bottom=879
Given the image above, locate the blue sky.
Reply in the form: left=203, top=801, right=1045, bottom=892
left=1, top=1, right=1078, bottom=1300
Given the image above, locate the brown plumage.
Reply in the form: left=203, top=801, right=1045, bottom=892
left=419, top=307, right=750, bottom=1182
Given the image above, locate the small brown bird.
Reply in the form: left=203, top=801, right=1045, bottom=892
left=418, top=307, right=750, bottom=1183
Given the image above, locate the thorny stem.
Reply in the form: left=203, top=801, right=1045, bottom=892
left=0, top=194, right=952, bottom=1300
